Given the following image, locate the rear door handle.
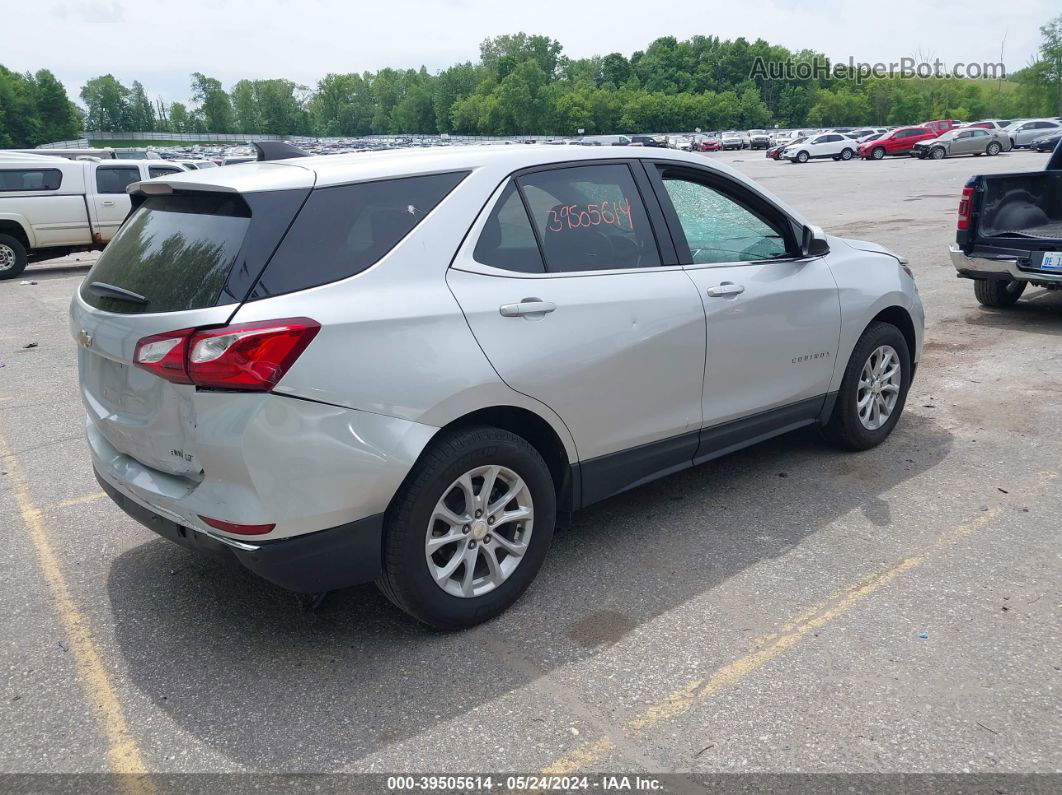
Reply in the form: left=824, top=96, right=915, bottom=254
left=706, top=283, right=745, bottom=297
left=499, top=299, right=556, bottom=318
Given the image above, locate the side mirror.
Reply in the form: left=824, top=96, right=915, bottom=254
left=802, top=225, right=830, bottom=257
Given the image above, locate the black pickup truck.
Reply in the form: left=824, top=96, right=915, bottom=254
left=950, top=140, right=1062, bottom=306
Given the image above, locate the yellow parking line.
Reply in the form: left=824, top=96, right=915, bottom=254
left=539, top=481, right=1055, bottom=774
left=55, top=492, right=106, bottom=509
left=0, top=431, right=148, bottom=775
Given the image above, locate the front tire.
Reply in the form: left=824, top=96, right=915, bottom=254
left=974, top=278, right=1025, bottom=307
left=377, top=426, right=556, bottom=629
left=930, top=147, right=946, bottom=160
left=0, top=234, right=28, bottom=280
left=871, top=146, right=885, bottom=160
left=822, top=322, right=912, bottom=451
left=796, top=150, right=809, bottom=163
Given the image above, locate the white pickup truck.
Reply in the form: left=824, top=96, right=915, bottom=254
left=0, top=155, right=187, bottom=279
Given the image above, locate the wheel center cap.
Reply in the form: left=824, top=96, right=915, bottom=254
left=471, top=518, right=488, bottom=540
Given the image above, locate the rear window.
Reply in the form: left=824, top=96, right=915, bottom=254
left=0, top=168, right=62, bottom=192
left=96, top=167, right=141, bottom=194
left=79, top=193, right=251, bottom=314
left=252, top=171, right=467, bottom=297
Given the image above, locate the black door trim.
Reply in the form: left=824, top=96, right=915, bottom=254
left=578, top=394, right=828, bottom=508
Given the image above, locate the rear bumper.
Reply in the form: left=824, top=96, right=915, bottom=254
left=950, top=245, right=1062, bottom=284
left=96, top=468, right=384, bottom=592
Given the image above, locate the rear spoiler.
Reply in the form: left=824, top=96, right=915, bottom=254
left=253, top=141, right=310, bottom=161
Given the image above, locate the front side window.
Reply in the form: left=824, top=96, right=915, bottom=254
left=96, top=167, right=140, bottom=194
left=0, top=168, right=62, bottom=192
left=517, top=164, right=660, bottom=272
left=659, top=173, right=788, bottom=264
left=473, top=182, right=544, bottom=274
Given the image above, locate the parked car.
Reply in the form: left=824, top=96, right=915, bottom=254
left=698, top=137, right=722, bottom=152
left=1033, top=132, right=1062, bottom=153
left=720, top=131, right=745, bottom=150
left=847, top=128, right=888, bottom=140
left=0, top=157, right=187, bottom=279
left=781, top=133, right=857, bottom=163
left=1006, top=119, right=1062, bottom=149
left=71, top=145, right=923, bottom=628
left=911, top=127, right=1010, bottom=159
left=767, top=136, right=805, bottom=159
left=858, top=127, right=938, bottom=160
left=629, top=135, right=664, bottom=148
left=576, top=135, right=633, bottom=146
left=950, top=137, right=1062, bottom=307
left=967, top=120, right=1016, bottom=131
left=922, top=120, right=961, bottom=135
left=748, top=130, right=771, bottom=149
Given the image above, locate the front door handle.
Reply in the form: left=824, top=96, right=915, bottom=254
left=499, top=299, right=556, bottom=318
left=706, top=283, right=745, bottom=297
left=102, top=200, right=115, bottom=207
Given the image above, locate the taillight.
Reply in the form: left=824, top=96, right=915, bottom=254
left=957, top=186, right=974, bottom=230
left=199, top=516, right=275, bottom=536
left=133, top=318, right=320, bottom=391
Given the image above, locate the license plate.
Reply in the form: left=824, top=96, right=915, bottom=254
left=1041, top=251, right=1062, bottom=271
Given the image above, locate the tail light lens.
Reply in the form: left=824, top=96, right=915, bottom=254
left=957, top=187, right=974, bottom=230
left=134, top=318, right=320, bottom=391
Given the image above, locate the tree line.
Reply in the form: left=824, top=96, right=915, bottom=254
left=1, top=18, right=1060, bottom=148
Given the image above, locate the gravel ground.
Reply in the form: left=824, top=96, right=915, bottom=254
left=0, top=148, right=1059, bottom=786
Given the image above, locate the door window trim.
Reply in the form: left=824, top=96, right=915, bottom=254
left=642, top=160, right=806, bottom=269
left=453, top=159, right=682, bottom=279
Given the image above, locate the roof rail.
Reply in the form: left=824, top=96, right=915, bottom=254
left=253, top=141, right=311, bottom=161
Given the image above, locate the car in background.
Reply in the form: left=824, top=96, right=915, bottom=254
left=173, top=160, right=219, bottom=170
left=859, top=126, right=938, bottom=160
left=1006, top=119, right=1062, bottom=149
left=1033, top=132, right=1062, bottom=152
left=767, top=136, right=805, bottom=159
left=629, top=135, right=665, bottom=148
left=922, top=120, right=961, bottom=135
left=720, top=131, right=746, bottom=150
left=72, top=144, right=923, bottom=628
left=781, top=133, right=857, bottom=163
left=912, top=128, right=1009, bottom=159
left=967, top=120, right=1016, bottom=131
left=846, top=128, right=888, bottom=141
left=748, top=130, right=771, bottom=149
left=856, top=132, right=886, bottom=144
left=697, top=136, right=722, bottom=152
left=576, top=135, right=633, bottom=146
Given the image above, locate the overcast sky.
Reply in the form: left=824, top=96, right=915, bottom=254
left=3, top=0, right=1056, bottom=105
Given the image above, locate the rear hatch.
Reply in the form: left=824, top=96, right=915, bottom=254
left=959, top=171, right=1062, bottom=272
left=71, top=178, right=310, bottom=478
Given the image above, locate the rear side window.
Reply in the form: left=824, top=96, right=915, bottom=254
left=79, top=193, right=251, bottom=314
left=473, top=182, right=544, bottom=273
left=517, top=164, right=660, bottom=272
left=254, top=171, right=467, bottom=296
left=0, top=168, right=62, bottom=192
left=149, top=166, right=182, bottom=178
left=96, top=167, right=141, bottom=194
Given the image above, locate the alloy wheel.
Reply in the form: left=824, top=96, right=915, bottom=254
left=857, top=345, right=902, bottom=431
left=0, top=243, right=15, bottom=272
left=425, top=465, right=534, bottom=598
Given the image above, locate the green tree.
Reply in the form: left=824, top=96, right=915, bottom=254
left=191, top=72, right=233, bottom=132
left=31, top=69, right=82, bottom=142
left=80, top=74, right=132, bottom=131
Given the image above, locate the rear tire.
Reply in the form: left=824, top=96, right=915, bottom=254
left=377, top=426, right=556, bottom=630
left=986, top=142, right=1001, bottom=156
left=974, top=278, right=1025, bottom=307
left=840, top=147, right=854, bottom=161
left=822, top=322, right=912, bottom=451
left=0, top=234, right=28, bottom=280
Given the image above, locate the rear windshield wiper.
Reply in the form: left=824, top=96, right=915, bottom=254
left=87, top=282, right=148, bottom=305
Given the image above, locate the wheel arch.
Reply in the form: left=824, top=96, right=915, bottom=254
left=0, top=218, right=32, bottom=249
left=409, top=404, right=577, bottom=513
left=869, top=305, right=917, bottom=364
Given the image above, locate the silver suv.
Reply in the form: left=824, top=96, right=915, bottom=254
left=72, top=146, right=924, bottom=628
